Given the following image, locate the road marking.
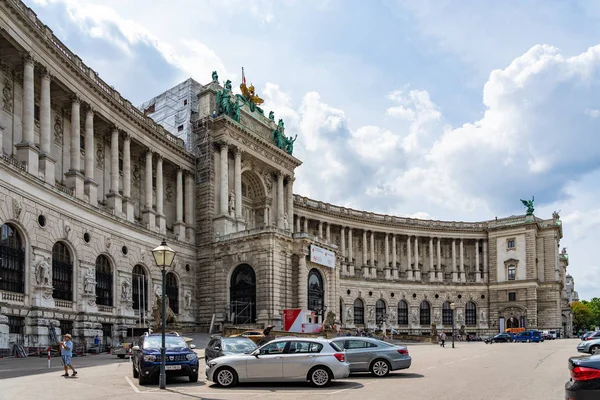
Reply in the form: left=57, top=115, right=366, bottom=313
left=460, top=358, right=469, bottom=361
left=318, top=381, right=378, bottom=395
left=444, top=361, right=454, bottom=365
left=125, top=376, right=140, bottom=393
left=473, top=354, right=480, bottom=358
left=427, top=366, right=436, bottom=370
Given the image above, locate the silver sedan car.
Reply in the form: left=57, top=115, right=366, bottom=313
left=205, top=338, right=350, bottom=387
left=577, top=338, right=600, bottom=354
left=331, top=337, right=411, bottom=377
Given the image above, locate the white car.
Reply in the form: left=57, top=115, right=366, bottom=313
left=206, top=338, right=350, bottom=387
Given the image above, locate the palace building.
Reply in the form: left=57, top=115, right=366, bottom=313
left=0, top=0, right=573, bottom=353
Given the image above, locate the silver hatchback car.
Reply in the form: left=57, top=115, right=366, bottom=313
left=206, top=338, right=350, bottom=387
left=331, top=337, right=411, bottom=376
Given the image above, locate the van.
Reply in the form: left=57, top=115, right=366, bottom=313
left=543, top=330, right=557, bottom=340
left=515, top=330, right=543, bottom=343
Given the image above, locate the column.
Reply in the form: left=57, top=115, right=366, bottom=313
left=348, top=228, right=354, bottom=276
left=384, top=234, right=391, bottom=280
left=460, top=239, right=466, bottom=282
left=429, top=237, right=435, bottom=282
left=16, top=54, right=39, bottom=175
left=326, top=223, right=331, bottom=242
left=38, top=69, right=55, bottom=184
left=475, top=239, right=481, bottom=283
left=155, top=156, right=165, bottom=234
left=452, top=239, right=458, bottom=282
left=174, top=167, right=186, bottom=238
left=297, top=252, right=308, bottom=309
left=370, top=231, right=377, bottom=278
left=340, top=227, right=346, bottom=275
left=287, top=177, right=294, bottom=232
left=407, top=236, right=412, bottom=280
left=141, top=150, right=155, bottom=230
left=277, top=173, right=284, bottom=229
left=295, top=215, right=300, bottom=233
left=65, top=95, right=84, bottom=199
left=414, top=236, right=421, bottom=280
left=263, top=207, right=269, bottom=226
left=318, top=221, right=323, bottom=238
left=303, top=217, right=308, bottom=233
left=185, top=171, right=195, bottom=242
left=392, top=235, right=398, bottom=279
left=122, top=134, right=134, bottom=222
left=234, top=148, right=242, bottom=220
left=219, top=143, right=229, bottom=215
left=105, top=125, right=121, bottom=212
left=483, top=240, right=489, bottom=282
left=437, top=238, right=443, bottom=282
left=362, top=230, right=368, bottom=278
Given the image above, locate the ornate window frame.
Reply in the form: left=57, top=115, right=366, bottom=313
left=504, top=258, right=519, bottom=281
left=506, top=238, right=516, bottom=251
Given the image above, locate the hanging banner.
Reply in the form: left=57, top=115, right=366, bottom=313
left=310, top=244, right=335, bottom=269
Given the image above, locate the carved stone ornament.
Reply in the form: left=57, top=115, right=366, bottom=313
left=456, top=309, right=464, bottom=324
left=411, top=308, right=419, bottom=325
left=3, top=77, right=13, bottom=114
left=480, top=309, right=487, bottom=323
left=96, top=141, right=105, bottom=169
left=84, top=269, right=96, bottom=294
left=63, top=224, right=71, bottom=239
left=42, top=287, right=53, bottom=300
left=105, top=237, right=111, bottom=249
left=165, top=184, right=173, bottom=203
left=262, top=172, right=272, bottom=195
left=12, top=198, right=22, bottom=220
left=346, top=305, right=354, bottom=321
left=184, top=290, right=192, bottom=309
left=35, top=257, right=51, bottom=286
left=121, top=277, right=132, bottom=301
left=54, top=115, right=63, bottom=144
left=132, top=163, right=141, bottom=188
left=434, top=309, right=441, bottom=324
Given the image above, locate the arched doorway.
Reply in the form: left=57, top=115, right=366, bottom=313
left=506, top=316, right=520, bottom=329
left=420, top=301, right=431, bottom=326
left=230, top=264, right=256, bottom=324
left=95, top=255, right=113, bottom=307
left=442, top=301, right=453, bottom=326
left=308, top=269, right=325, bottom=322
left=354, top=298, right=364, bottom=325
left=241, top=171, right=266, bottom=229
left=52, top=242, right=72, bottom=301
left=0, top=223, right=25, bottom=294
left=466, top=301, right=477, bottom=326
left=376, top=299, right=387, bottom=325
left=398, top=300, right=408, bottom=325
left=132, top=265, right=148, bottom=314
left=166, top=272, right=179, bottom=314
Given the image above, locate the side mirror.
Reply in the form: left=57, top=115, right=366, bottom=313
left=214, top=345, right=220, bottom=351
left=251, top=350, right=259, bottom=358
left=132, top=346, right=140, bottom=351
left=189, top=344, right=197, bottom=349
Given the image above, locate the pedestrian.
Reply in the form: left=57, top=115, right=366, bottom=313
left=440, top=330, right=446, bottom=348
left=94, top=334, right=100, bottom=353
left=60, top=333, right=77, bottom=377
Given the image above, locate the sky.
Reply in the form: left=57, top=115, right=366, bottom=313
left=26, top=0, right=600, bottom=300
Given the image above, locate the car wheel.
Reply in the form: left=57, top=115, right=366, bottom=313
left=590, top=345, right=599, bottom=354
left=189, top=373, right=199, bottom=383
left=370, top=359, right=391, bottom=377
left=214, top=367, right=238, bottom=388
left=308, top=366, right=332, bottom=387
left=527, top=339, right=531, bottom=343
left=132, top=363, right=139, bottom=378
left=138, top=372, right=148, bottom=386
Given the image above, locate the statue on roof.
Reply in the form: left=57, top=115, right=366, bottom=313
left=285, top=134, right=297, bottom=155
left=278, top=119, right=285, bottom=130
left=520, top=196, right=535, bottom=216
left=215, top=79, right=241, bottom=123
left=268, top=111, right=275, bottom=121
left=271, top=117, right=297, bottom=155
left=211, top=71, right=218, bottom=84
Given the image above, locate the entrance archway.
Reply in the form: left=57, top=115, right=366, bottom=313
left=308, top=269, right=325, bottom=323
left=506, top=316, right=520, bottom=329
left=230, top=264, right=256, bottom=324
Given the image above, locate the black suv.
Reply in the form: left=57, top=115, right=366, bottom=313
left=132, top=333, right=199, bottom=385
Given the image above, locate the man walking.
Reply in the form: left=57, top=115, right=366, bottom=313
left=60, top=333, right=77, bottom=377
left=94, top=334, right=101, bottom=354
left=440, top=330, right=446, bottom=348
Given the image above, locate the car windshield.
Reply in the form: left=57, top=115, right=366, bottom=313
left=222, top=339, right=257, bottom=353
left=143, top=336, right=188, bottom=350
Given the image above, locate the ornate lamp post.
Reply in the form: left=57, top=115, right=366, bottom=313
left=450, top=302, right=456, bottom=349
left=152, top=239, right=176, bottom=390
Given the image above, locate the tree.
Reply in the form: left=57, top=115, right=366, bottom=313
left=582, top=298, right=600, bottom=327
left=572, top=301, right=595, bottom=332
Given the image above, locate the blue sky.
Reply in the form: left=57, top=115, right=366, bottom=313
left=27, top=0, right=600, bottom=300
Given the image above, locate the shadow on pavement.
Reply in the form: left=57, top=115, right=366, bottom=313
left=349, top=372, right=425, bottom=379
left=207, top=380, right=364, bottom=391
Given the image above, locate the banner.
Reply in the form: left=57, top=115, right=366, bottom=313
left=310, top=244, right=335, bottom=268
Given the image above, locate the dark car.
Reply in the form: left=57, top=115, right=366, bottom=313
left=565, top=354, right=600, bottom=399
left=205, top=336, right=258, bottom=363
left=485, top=333, right=513, bottom=344
left=132, top=333, right=199, bottom=385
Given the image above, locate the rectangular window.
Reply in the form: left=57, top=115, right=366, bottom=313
left=34, top=105, right=40, bottom=121
left=507, top=239, right=516, bottom=249
left=7, top=316, right=24, bottom=334
left=508, top=292, right=516, bottom=302
left=177, top=125, right=184, bottom=132
left=80, top=135, right=85, bottom=150
left=60, top=320, right=74, bottom=336
left=508, top=266, right=516, bottom=280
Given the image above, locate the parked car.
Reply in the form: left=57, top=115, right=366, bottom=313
left=205, top=336, right=258, bottom=363
left=330, top=337, right=411, bottom=377
left=582, top=331, right=600, bottom=341
left=205, top=338, right=350, bottom=388
left=543, top=330, right=557, bottom=340
left=229, top=331, right=265, bottom=343
left=485, top=333, right=514, bottom=344
left=565, top=354, right=600, bottom=399
left=577, top=338, right=600, bottom=355
left=514, top=330, right=544, bottom=343
left=132, top=332, right=199, bottom=385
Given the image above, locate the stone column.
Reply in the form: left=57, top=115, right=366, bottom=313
left=483, top=240, right=489, bottom=282
left=362, top=230, right=368, bottom=278
left=185, top=171, right=195, bottom=242
left=318, top=221, right=323, bottom=238
left=141, top=150, right=155, bottom=230
left=414, top=236, right=421, bottom=280
left=263, top=207, right=269, bottom=226
left=39, top=69, right=55, bottom=184
left=459, top=239, right=466, bottom=282
left=303, top=217, right=308, bottom=233
left=122, top=134, right=134, bottom=222
left=83, top=107, right=98, bottom=206
left=155, top=156, right=165, bottom=234
left=437, top=238, right=443, bottom=282
left=276, top=172, right=284, bottom=229
left=106, top=125, right=122, bottom=212
left=295, top=215, right=300, bottom=233
left=174, top=167, right=186, bottom=238
left=287, top=177, right=294, bottom=231
left=475, top=239, right=481, bottom=283
left=407, top=236, right=412, bottom=280
left=452, top=239, right=458, bottom=282
left=219, top=143, right=229, bottom=215
left=326, top=223, right=331, bottom=242
left=298, top=252, right=308, bottom=309
left=384, top=233, right=391, bottom=280
left=370, top=231, right=377, bottom=278
left=348, top=228, right=354, bottom=276
left=429, top=237, right=435, bottom=282
left=340, top=227, right=346, bottom=275
left=65, top=95, right=84, bottom=199
left=392, top=235, right=398, bottom=279
left=16, top=54, right=39, bottom=175
left=234, top=148, right=242, bottom=220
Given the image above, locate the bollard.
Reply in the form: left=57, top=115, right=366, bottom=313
left=47, top=347, right=51, bottom=368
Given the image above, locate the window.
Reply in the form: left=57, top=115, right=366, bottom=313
left=183, top=99, right=188, bottom=106
left=166, top=272, right=179, bottom=314
left=420, top=301, right=431, bottom=326
left=34, top=104, right=40, bottom=121
left=101, top=323, right=113, bottom=344
left=466, top=302, right=477, bottom=326
left=177, top=125, right=184, bottom=132
left=507, top=239, right=516, bottom=249
left=60, top=320, right=73, bottom=336
left=442, top=301, right=453, bottom=325
left=52, top=242, right=73, bottom=301
left=307, top=269, right=324, bottom=314
left=345, top=340, right=378, bottom=349
left=508, top=266, right=516, bottom=280
left=259, top=341, right=287, bottom=355
left=397, top=300, right=408, bottom=325
left=289, top=341, right=323, bottom=354
left=95, top=255, right=113, bottom=307
left=375, top=299, right=386, bottom=325
left=508, top=292, right=516, bottom=302
left=230, top=264, right=256, bottom=324
left=0, top=224, right=25, bottom=294
left=7, top=316, right=24, bottom=334
left=80, top=135, right=85, bottom=150
left=354, top=298, right=365, bottom=325
left=132, top=265, right=148, bottom=312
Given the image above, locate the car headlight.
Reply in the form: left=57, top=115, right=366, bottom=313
left=208, top=361, right=217, bottom=368
left=143, top=355, right=157, bottom=362
left=186, top=353, right=197, bottom=361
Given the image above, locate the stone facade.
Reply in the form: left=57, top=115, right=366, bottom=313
left=0, top=0, right=574, bottom=354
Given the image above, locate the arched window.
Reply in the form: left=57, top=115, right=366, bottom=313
left=376, top=299, right=387, bottom=325
left=132, top=265, right=148, bottom=312
left=466, top=301, right=477, bottom=326
left=52, top=242, right=72, bottom=301
left=420, top=301, right=431, bottom=326
left=0, top=224, right=25, bottom=294
left=166, top=272, right=179, bottom=314
left=230, top=264, right=256, bottom=324
left=95, top=255, right=112, bottom=307
left=308, top=269, right=325, bottom=317
left=442, top=301, right=453, bottom=325
left=397, top=300, right=408, bottom=325
left=354, top=298, right=364, bottom=325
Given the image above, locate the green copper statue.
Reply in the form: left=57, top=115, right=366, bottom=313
left=520, top=196, right=535, bottom=215
left=270, top=117, right=297, bottom=155
left=211, top=71, right=218, bottom=84
left=285, top=134, right=297, bottom=154
left=215, top=79, right=241, bottom=122
left=269, top=111, right=275, bottom=121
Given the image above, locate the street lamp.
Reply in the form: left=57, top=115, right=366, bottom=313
left=450, top=302, right=456, bottom=349
left=152, top=239, right=176, bottom=390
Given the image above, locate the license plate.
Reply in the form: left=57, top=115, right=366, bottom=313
left=165, top=365, right=181, bottom=370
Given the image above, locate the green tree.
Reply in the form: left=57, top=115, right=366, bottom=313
left=583, top=298, right=600, bottom=327
left=572, top=301, right=595, bottom=332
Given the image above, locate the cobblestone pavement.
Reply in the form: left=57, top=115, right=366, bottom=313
left=0, top=339, right=581, bottom=400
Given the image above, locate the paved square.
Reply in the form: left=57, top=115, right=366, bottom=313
left=0, top=339, right=580, bottom=400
